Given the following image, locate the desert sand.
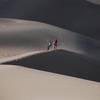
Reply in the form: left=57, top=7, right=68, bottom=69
left=0, top=18, right=100, bottom=82
left=87, top=0, right=100, bottom=5
left=5, top=50, right=100, bottom=82
left=0, top=18, right=100, bottom=62
left=0, top=65, right=100, bottom=100
left=0, top=46, right=33, bottom=58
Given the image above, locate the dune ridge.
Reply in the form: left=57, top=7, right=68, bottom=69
left=4, top=49, right=100, bottom=82
left=0, top=18, right=100, bottom=63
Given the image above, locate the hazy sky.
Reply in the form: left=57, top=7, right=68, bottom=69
left=0, top=0, right=100, bottom=40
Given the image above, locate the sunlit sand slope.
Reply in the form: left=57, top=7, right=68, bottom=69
left=0, top=65, right=100, bottom=100
left=0, top=18, right=100, bottom=61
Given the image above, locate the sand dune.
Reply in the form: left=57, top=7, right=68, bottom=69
left=0, top=18, right=100, bottom=62
left=0, top=18, right=100, bottom=82
left=0, top=65, right=100, bottom=100
left=87, top=0, right=100, bottom=5
left=0, top=49, right=46, bottom=64
left=5, top=50, right=100, bottom=82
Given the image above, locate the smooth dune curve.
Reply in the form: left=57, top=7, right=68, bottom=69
left=0, top=65, right=100, bottom=100
left=0, top=18, right=100, bottom=63
left=87, top=0, right=100, bottom=5
left=0, top=50, right=56, bottom=64
left=5, top=49, right=100, bottom=82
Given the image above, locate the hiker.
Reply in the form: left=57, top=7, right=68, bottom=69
left=54, top=39, right=58, bottom=49
left=47, top=40, right=52, bottom=50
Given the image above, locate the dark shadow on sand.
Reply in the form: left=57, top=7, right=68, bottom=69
left=3, top=50, right=100, bottom=82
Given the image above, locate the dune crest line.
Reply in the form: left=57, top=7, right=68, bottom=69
left=0, top=18, right=100, bottom=63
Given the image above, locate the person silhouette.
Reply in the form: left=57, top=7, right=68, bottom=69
left=54, top=39, right=58, bottom=49
left=47, top=40, right=52, bottom=50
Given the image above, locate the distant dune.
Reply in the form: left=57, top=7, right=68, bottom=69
left=0, top=0, right=100, bottom=40
left=0, top=65, right=100, bottom=100
left=87, top=0, right=100, bottom=5
left=0, top=18, right=100, bottom=62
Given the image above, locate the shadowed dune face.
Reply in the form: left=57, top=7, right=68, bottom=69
left=0, top=18, right=100, bottom=60
left=5, top=50, right=100, bottom=82
left=0, top=65, right=100, bottom=100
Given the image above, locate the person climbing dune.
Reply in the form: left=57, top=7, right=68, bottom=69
left=54, top=39, right=58, bottom=49
left=47, top=40, right=52, bottom=50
